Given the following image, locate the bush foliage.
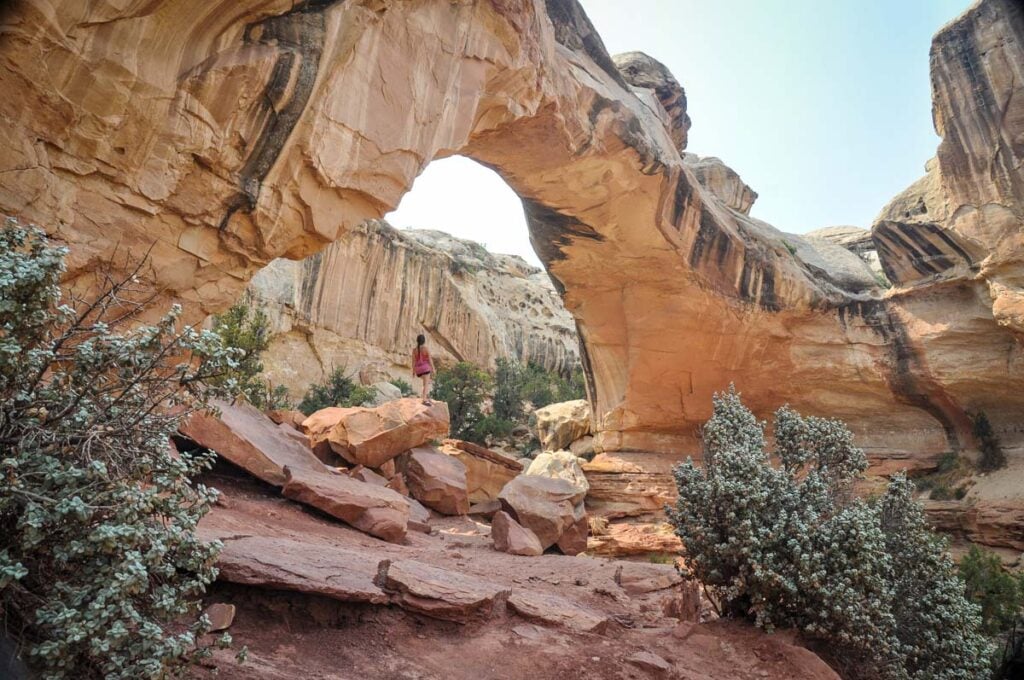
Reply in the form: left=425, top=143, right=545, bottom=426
left=210, top=299, right=290, bottom=410
left=959, top=546, right=1024, bottom=637
left=670, top=386, right=990, bottom=680
left=0, top=220, right=236, bottom=678
left=431, top=361, right=492, bottom=441
left=297, top=366, right=375, bottom=415
left=388, top=377, right=415, bottom=397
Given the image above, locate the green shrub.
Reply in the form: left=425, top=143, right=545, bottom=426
left=470, top=414, right=515, bottom=444
left=959, top=546, right=1024, bottom=636
left=431, top=362, right=492, bottom=441
left=389, top=378, right=414, bottom=397
left=210, top=299, right=290, bottom=410
left=492, top=358, right=526, bottom=422
left=973, top=411, right=1007, bottom=472
left=297, top=366, right=375, bottom=415
left=670, top=386, right=990, bottom=680
left=0, top=220, right=237, bottom=678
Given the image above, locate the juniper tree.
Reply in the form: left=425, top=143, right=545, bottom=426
left=670, top=385, right=991, bottom=680
left=0, top=219, right=239, bottom=678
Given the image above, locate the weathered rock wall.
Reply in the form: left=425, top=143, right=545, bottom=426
left=248, top=219, right=579, bottom=395
left=0, top=0, right=1021, bottom=469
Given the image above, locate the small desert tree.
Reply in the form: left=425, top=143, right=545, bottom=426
left=431, top=361, right=491, bottom=441
left=296, top=366, right=375, bottom=415
left=972, top=411, right=1007, bottom=472
left=670, top=386, right=990, bottom=680
left=0, top=220, right=238, bottom=678
left=210, top=299, right=289, bottom=410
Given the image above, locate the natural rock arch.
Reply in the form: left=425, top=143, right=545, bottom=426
left=1, top=0, right=1021, bottom=463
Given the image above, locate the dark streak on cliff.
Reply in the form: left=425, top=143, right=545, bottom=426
left=523, top=198, right=604, bottom=275
left=217, top=0, right=343, bottom=230
left=837, top=299, right=970, bottom=453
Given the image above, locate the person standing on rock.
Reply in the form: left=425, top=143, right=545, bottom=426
left=412, top=334, right=434, bottom=405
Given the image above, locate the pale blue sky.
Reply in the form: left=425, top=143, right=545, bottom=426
left=387, top=0, right=970, bottom=267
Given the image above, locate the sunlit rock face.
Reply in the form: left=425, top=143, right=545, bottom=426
left=0, top=0, right=1020, bottom=467
left=248, top=219, right=579, bottom=396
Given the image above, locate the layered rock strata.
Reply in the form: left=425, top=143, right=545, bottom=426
left=0, top=0, right=1021, bottom=468
left=249, top=220, right=580, bottom=394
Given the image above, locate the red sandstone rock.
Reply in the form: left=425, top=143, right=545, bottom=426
left=203, top=603, right=236, bottom=632
left=206, top=534, right=387, bottom=604
left=180, top=399, right=329, bottom=486
left=491, top=510, right=543, bottom=557
left=588, top=522, right=682, bottom=558
left=498, top=475, right=585, bottom=550
left=282, top=467, right=409, bottom=543
left=555, top=513, right=589, bottom=557
left=443, top=439, right=522, bottom=504
left=406, top=447, right=469, bottom=516
left=506, top=590, right=608, bottom=633
left=303, top=399, right=450, bottom=468
left=375, top=559, right=509, bottom=623
left=266, top=409, right=307, bottom=431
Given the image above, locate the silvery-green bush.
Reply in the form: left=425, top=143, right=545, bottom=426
left=0, top=219, right=237, bottom=678
left=670, top=386, right=990, bottom=679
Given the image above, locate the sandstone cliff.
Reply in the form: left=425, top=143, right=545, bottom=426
left=247, top=219, right=579, bottom=395
left=0, top=0, right=1021, bottom=470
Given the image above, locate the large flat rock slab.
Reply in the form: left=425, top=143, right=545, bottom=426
left=507, top=590, right=608, bottom=633
left=375, top=559, right=510, bottom=623
left=207, top=533, right=387, bottom=604
left=181, top=399, right=327, bottom=486
left=406, top=446, right=470, bottom=515
left=282, top=468, right=410, bottom=543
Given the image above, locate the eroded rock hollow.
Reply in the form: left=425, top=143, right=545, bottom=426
left=1, top=0, right=1021, bottom=468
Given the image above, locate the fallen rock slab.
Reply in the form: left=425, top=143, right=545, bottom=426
left=304, top=399, right=450, bottom=468
left=406, top=447, right=469, bottom=515
left=375, top=559, right=509, bottom=623
left=181, top=399, right=329, bottom=486
left=498, top=475, right=586, bottom=550
left=282, top=467, right=409, bottom=543
left=555, top=513, right=589, bottom=556
left=491, top=510, right=543, bottom=556
left=588, top=522, right=683, bottom=558
left=206, top=534, right=387, bottom=604
left=443, top=439, right=522, bottom=504
left=266, top=409, right=307, bottom=431
left=203, top=603, right=236, bottom=632
left=626, top=651, right=672, bottom=676
left=506, top=590, right=608, bottom=634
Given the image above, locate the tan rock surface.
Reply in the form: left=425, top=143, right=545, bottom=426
left=282, top=467, right=410, bottom=543
left=303, top=399, right=449, bottom=468
left=443, top=439, right=522, bottom=504
left=588, top=522, right=683, bottom=558
left=251, top=220, right=581, bottom=396
left=490, top=510, right=544, bottom=557
left=406, top=447, right=470, bottom=516
left=1, top=0, right=1021, bottom=479
left=180, top=399, right=330, bottom=487
left=534, top=400, right=592, bottom=452
left=525, top=450, right=590, bottom=497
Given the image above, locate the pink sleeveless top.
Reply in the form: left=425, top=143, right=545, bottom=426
left=413, top=348, right=431, bottom=375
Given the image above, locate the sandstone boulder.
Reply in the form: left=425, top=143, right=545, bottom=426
left=491, top=510, right=543, bottom=557
left=498, top=475, right=587, bottom=551
left=406, top=447, right=470, bottom=515
left=443, top=439, right=523, bottom=504
left=525, top=450, right=590, bottom=498
left=266, top=409, right=308, bottom=431
left=303, top=398, right=450, bottom=468
left=349, top=465, right=389, bottom=487
left=369, top=380, right=402, bottom=406
left=534, top=400, right=591, bottom=451
left=282, top=467, right=410, bottom=543
left=180, top=399, right=329, bottom=486
left=555, top=514, right=589, bottom=557
left=203, top=603, right=236, bottom=632
left=588, top=522, right=682, bottom=558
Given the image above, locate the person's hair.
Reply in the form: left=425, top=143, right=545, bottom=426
left=416, top=334, right=426, bottom=348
